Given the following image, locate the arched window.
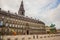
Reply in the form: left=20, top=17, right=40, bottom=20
left=13, top=24, right=14, bottom=27
left=9, top=24, right=12, bottom=27
left=15, top=25, right=17, bottom=27
left=5, top=23, right=8, bottom=27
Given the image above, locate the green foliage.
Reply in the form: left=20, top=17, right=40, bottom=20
left=50, top=24, right=56, bottom=33
left=50, top=24, right=55, bottom=27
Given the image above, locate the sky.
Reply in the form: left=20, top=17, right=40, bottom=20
left=0, top=0, right=60, bottom=29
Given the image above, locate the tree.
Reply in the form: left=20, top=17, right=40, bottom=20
left=50, top=24, right=55, bottom=28
left=50, top=24, right=56, bottom=33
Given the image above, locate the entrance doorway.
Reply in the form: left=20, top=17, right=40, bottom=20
left=27, top=30, right=29, bottom=35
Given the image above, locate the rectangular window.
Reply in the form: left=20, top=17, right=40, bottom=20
left=0, top=21, right=3, bottom=26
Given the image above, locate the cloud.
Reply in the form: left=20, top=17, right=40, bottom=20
left=24, top=0, right=60, bottom=29
left=0, top=0, right=60, bottom=29
left=51, top=5, right=60, bottom=29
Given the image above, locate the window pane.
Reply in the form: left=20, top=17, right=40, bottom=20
left=0, top=21, right=3, bottom=26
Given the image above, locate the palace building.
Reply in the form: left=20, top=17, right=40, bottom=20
left=0, top=0, right=46, bottom=35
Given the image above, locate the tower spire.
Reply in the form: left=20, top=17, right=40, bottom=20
left=18, top=0, right=25, bottom=16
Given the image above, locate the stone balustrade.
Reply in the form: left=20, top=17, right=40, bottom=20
left=0, top=34, right=60, bottom=40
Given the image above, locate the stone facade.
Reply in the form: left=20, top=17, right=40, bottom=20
left=56, top=29, right=60, bottom=34
left=0, top=0, right=46, bottom=35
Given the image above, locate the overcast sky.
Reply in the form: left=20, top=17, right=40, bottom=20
left=0, top=0, right=60, bottom=29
